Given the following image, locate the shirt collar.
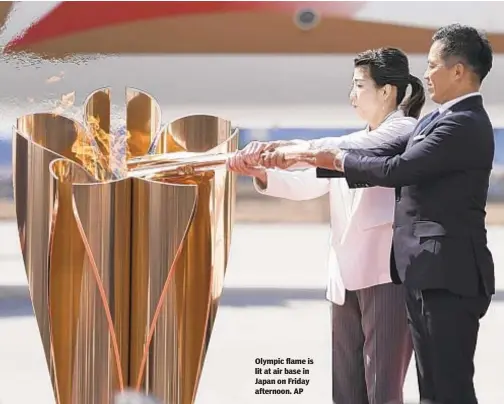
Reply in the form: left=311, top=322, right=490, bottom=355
left=438, top=92, right=481, bottom=113
left=365, top=109, right=404, bottom=133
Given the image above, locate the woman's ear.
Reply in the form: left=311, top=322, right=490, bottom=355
left=382, top=84, right=393, bottom=100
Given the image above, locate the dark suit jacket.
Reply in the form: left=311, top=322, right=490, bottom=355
left=317, top=96, right=495, bottom=297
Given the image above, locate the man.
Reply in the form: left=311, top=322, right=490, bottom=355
left=262, top=24, right=495, bottom=404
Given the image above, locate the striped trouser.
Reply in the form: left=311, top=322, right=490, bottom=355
left=331, top=282, right=413, bottom=404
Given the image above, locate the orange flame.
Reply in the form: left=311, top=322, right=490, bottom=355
left=70, top=115, right=132, bottom=181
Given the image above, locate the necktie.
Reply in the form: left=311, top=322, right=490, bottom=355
left=416, top=110, right=440, bottom=133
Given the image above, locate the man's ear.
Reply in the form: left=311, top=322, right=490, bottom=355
left=453, top=62, right=465, bottom=80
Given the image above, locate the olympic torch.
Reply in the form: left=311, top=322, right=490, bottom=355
left=13, top=88, right=240, bottom=404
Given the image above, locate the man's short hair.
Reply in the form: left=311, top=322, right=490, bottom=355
left=432, top=23, right=493, bottom=82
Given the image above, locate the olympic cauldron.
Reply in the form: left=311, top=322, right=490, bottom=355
left=13, top=88, right=238, bottom=404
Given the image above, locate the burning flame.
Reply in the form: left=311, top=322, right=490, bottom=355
left=70, top=115, right=132, bottom=181
left=52, top=91, right=76, bottom=116
left=64, top=88, right=236, bottom=183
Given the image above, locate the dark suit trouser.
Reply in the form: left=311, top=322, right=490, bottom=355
left=405, top=288, right=491, bottom=404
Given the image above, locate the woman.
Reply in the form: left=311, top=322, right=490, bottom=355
left=227, top=48, right=425, bottom=404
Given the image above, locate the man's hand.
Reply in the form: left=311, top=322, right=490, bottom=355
left=260, top=147, right=346, bottom=171
left=306, top=148, right=346, bottom=171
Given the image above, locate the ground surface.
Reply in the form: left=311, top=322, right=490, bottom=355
left=0, top=221, right=503, bottom=404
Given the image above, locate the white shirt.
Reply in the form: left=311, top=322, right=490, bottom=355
left=254, top=110, right=418, bottom=304
left=438, top=92, right=481, bottom=113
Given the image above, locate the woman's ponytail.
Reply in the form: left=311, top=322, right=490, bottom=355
left=401, top=74, right=426, bottom=119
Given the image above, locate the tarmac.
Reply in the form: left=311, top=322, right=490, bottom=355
left=0, top=221, right=503, bottom=404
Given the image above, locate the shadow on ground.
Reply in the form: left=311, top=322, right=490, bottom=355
left=219, top=287, right=504, bottom=307
left=0, top=285, right=32, bottom=317
left=221, top=287, right=327, bottom=307
left=2, top=286, right=504, bottom=317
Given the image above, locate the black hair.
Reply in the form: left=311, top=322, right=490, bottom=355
left=432, top=23, right=493, bottom=83
left=354, top=47, right=426, bottom=119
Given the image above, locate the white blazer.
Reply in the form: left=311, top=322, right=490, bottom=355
left=254, top=110, right=417, bottom=305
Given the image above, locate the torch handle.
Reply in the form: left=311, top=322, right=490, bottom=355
left=128, top=144, right=314, bottom=179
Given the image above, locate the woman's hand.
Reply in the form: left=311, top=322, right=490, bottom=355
left=226, top=140, right=303, bottom=185
left=238, top=139, right=304, bottom=166
left=226, top=151, right=267, bottom=183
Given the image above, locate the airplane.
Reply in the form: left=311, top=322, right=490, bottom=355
left=0, top=1, right=502, bottom=199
